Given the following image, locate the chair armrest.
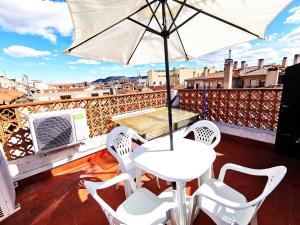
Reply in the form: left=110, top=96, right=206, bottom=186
left=218, top=163, right=268, bottom=182
left=196, top=188, right=249, bottom=210
left=84, top=173, right=136, bottom=193
left=134, top=134, right=148, bottom=144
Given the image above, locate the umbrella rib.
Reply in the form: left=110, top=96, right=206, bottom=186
left=171, top=0, right=261, bottom=38
left=66, top=0, right=158, bottom=53
left=127, top=18, right=162, bottom=36
left=126, top=2, right=161, bottom=65
left=167, top=0, right=187, bottom=33
left=146, top=0, right=163, bottom=31
left=166, top=1, right=189, bottom=61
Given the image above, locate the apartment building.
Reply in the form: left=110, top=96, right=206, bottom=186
left=0, top=76, right=30, bottom=93
left=172, top=67, right=216, bottom=85
left=185, top=54, right=300, bottom=89
left=147, top=70, right=167, bottom=86
left=147, top=67, right=215, bottom=87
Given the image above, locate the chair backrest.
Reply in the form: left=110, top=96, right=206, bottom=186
left=184, top=120, right=220, bottom=148
left=106, top=126, right=146, bottom=172
left=247, top=166, right=287, bottom=213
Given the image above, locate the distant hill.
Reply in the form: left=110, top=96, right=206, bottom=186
left=92, top=75, right=147, bottom=84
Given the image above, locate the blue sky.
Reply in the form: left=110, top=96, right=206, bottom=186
left=0, top=0, right=300, bottom=84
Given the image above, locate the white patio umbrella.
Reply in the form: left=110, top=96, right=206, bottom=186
left=65, top=0, right=291, bottom=150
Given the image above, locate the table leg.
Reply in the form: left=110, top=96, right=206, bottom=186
left=176, top=181, right=187, bottom=225
left=135, top=168, right=142, bottom=189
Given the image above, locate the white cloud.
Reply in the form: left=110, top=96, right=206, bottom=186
left=266, top=33, right=279, bottom=41
left=284, top=5, right=300, bottom=24
left=280, top=26, right=300, bottom=46
left=67, top=59, right=100, bottom=65
left=195, top=42, right=284, bottom=69
left=3, top=45, right=51, bottom=58
left=281, top=47, right=300, bottom=56
left=39, top=62, right=46, bottom=65
left=53, top=53, right=59, bottom=57
left=0, top=0, right=73, bottom=43
left=196, top=42, right=253, bottom=68
left=69, top=66, right=76, bottom=70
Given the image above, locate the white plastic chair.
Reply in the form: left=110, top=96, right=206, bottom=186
left=181, top=120, right=221, bottom=185
left=187, top=163, right=287, bottom=225
left=106, top=126, right=160, bottom=195
left=84, top=173, right=174, bottom=225
left=183, top=120, right=221, bottom=149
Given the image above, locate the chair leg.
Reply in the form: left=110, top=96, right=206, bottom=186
left=251, top=214, right=258, bottom=225
left=197, top=177, right=201, bottom=189
left=116, top=166, right=120, bottom=190
left=211, top=165, right=215, bottom=178
left=199, top=166, right=214, bottom=187
left=156, top=176, right=161, bottom=189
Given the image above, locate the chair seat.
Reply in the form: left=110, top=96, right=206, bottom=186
left=116, top=188, right=169, bottom=225
left=198, top=179, right=255, bottom=225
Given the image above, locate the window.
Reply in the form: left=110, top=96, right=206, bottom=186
left=196, top=83, right=199, bottom=89
left=60, top=95, right=71, bottom=100
left=91, top=93, right=99, bottom=97
left=153, top=81, right=156, bottom=86
left=159, top=81, right=162, bottom=85
left=259, top=80, right=265, bottom=87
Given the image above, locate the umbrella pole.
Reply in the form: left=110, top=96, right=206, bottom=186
left=162, top=1, right=174, bottom=151
left=163, top=37, right=174, bottom=151
left=161, top=0, right=176, bottom=192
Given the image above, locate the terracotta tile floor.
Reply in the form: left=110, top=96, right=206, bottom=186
left=2, top=135, right=300, bottom=225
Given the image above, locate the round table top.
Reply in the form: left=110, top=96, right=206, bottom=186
left=133, top=136, right=216, bottom=182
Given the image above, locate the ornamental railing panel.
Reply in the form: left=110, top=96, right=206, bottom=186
left=179, top=89, right=281, bottom=132
left=0, top=91, right=166, bottom=160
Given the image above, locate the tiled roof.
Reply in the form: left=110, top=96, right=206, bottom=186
left=0, top=87, right=24, bottom=104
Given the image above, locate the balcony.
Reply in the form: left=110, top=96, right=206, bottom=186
left=0, top=89, right=299, bottom=225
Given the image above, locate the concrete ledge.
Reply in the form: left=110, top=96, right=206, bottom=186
left=8, top=135, right=107, bottom=181
left=214, top=122, right=276, bottom=144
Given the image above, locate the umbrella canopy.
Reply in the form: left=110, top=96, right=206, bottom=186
left=65, top=0, right=291, bottom=150
left=65, top=0, right=291, bottom=65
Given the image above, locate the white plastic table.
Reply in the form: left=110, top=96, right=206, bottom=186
left=133, top=135, right=216, bottom=225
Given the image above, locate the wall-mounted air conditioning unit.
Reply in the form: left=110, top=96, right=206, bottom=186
left=28, top=108, right=89, bottom=154
left=0, top=146, right=20, bottom=222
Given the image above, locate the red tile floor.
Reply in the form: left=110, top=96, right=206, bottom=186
left=2, top=134, right=300, bottom=225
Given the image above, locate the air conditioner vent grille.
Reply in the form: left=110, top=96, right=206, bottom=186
left=32, top=114, right=75, bottom=152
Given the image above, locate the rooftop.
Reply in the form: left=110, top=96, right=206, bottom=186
left=0, top=87, right=24, bottom=105
left=2, top=134, right=299, bottom=225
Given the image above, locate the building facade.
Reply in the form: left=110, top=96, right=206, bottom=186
left=185, top=54, right=300, bottom=89
left=147, top=67, right=215, bottom=87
